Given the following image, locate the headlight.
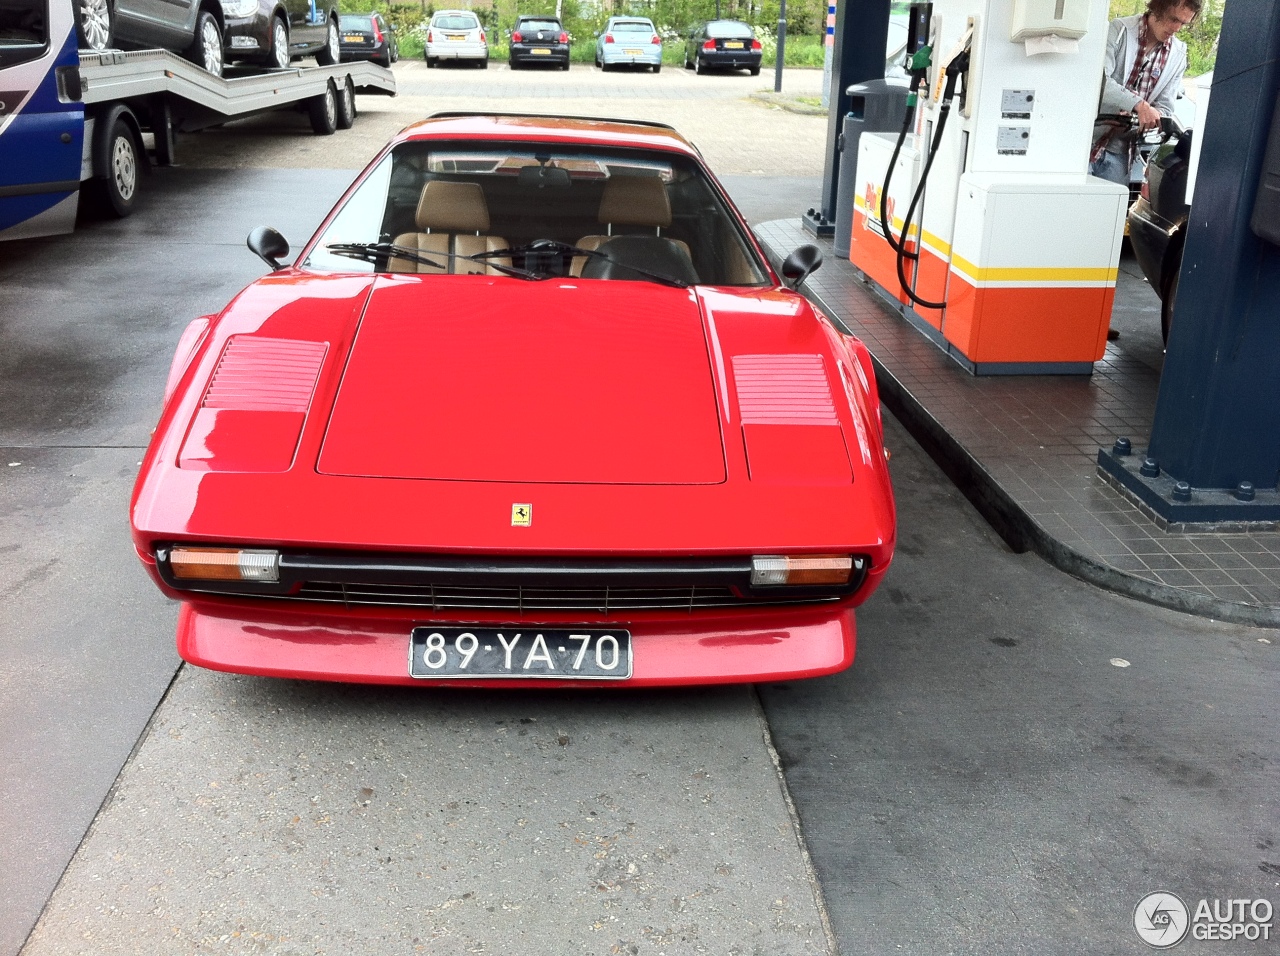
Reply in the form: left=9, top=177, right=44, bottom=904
left=751, top=554, right=859, bottom=586
left=169, top=547, right=280, bottom=583
left=222, top=0, right=258, bottom=19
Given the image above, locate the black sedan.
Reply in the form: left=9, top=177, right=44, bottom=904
left=340, top=12, right=398, bottom=67
left=685, top=19, right=761, bottom=75
left=509, top=15, right=569, bottom=70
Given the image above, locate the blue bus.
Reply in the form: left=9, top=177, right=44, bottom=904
left=0, top=0, right=84, bottom=240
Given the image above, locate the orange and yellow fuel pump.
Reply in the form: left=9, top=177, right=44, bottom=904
left=849, top=0, right=1129, bottom=374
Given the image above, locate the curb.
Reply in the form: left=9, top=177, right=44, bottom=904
left=747, top=92, right=827, bottom=115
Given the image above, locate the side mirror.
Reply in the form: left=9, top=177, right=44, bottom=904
left=247, top=225, right=290, bottom=270
left=781, top=244, right=822, bottom=288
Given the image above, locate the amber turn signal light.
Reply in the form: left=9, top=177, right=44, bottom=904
left=750, top=554, right=859, bottom=586
left=169, top=547, right=280, bottom=583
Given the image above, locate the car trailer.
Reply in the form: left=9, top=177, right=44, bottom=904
left=0, top=5, right=395, bottom=243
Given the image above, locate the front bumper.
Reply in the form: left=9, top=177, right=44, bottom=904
left=223, top=15, right=268, bottom=58
left=175, top=597, right=858, bottom=687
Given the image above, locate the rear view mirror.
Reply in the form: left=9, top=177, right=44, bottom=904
left=781, top=244, right=822, bottom=288
left=247, top=225, right=290, bottom=270
left=517, top=165, right=572, bottom=189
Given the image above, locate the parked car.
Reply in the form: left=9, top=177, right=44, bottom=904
left=595, top=16, right=661, bottom=72
left=76, top=0, right=229, bottom=76
left=219, top=0, right=341, bottom=70
left=339, top=11, right=397, bottom=67
left=424, top=9, right=486, bottom=68
left=130, top=112, right=896, bottom=687
left=509, top=15, right=568, bottom=70
left=684, top=20, right=761, bottom=75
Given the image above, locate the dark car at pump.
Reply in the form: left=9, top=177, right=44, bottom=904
left=131, top=113, right=896, bottom=687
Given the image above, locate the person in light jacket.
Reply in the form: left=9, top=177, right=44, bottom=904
left=1090, top=0, right=1200, bottom=188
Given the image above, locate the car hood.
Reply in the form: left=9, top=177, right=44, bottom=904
left=316, top=277, right=726, bottom=484
left=134, top=273, right=895, bottom=556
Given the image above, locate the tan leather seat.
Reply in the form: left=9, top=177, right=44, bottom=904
left=389, top=180, right=511, bottom=276
left=572, top=175, right=690, bottom=277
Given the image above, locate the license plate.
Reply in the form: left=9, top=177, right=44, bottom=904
left=409, top=627, right=633, bottom=680
left=624, top=48, right=643, bottom=55
left=342, top=34, right=364, bottom=42
left=724, top=41, right=744, bottom=48
left=532, top=47, right=551, bottom=54
left=446, top=34, right=465, bottom=41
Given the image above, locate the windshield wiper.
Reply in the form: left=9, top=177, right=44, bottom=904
left=325, top=242, right=545, bottom=281
left=479, top=240, right=690, bottom=289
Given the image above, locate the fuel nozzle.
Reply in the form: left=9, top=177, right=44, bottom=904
left=905, top=44, right=933, bottom=107
left=938, top=27, right=973, bottom=109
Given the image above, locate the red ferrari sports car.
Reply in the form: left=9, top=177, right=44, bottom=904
left=130, top=113, right=896, bottom=687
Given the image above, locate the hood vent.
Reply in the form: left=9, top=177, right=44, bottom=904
left=202, top=337, right=327, bottom=412
left=732, top=354, right=838, bottom=424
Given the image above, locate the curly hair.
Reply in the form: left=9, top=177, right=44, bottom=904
left=1146, top=0, right=1202, bottom=21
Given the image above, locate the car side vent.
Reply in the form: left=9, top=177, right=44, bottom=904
left=732, top=354, right=838, bottom=425
left=202, top=337, right=328, bottom=412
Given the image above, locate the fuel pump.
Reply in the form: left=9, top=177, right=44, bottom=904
left=848, top=0, right=1130, bottom=374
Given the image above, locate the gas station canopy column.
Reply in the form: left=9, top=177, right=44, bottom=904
left=1098, top=0, right=1280, bottom=525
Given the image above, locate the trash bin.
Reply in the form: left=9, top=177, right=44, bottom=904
left=834, top=78, right=911, bottom=258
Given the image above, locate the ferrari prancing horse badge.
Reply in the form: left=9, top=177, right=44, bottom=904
left=511, top=503, right=532, bottom=527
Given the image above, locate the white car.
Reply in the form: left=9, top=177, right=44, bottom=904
left=425, top=9, right=487, bottom=68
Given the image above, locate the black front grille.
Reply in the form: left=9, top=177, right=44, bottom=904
left=295, top=581, right=771, bottom=612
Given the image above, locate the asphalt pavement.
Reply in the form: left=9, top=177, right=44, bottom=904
left=2, top=63, right=1276, bottom=956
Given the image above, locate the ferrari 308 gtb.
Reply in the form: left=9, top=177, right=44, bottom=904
left=130, top=112, right=897, bottom=687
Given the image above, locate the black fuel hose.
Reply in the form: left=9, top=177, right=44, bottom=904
left=880, top=49, right=970, bottom=311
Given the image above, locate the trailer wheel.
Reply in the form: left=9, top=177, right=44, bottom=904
left=335, top=76, right=356, bottom=130
left=77, top=0, right=113, bottom=52
left=308, top=80, right=338, bottom=135
left=92, top=115, right=140, bottom=218
left=315, top=16, right=339, bottom=66
left=188, top=10, right=224, bottom=77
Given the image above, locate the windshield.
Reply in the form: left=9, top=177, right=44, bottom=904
left=612, top=20, right=653, bottom=32
left=433, top=14, right=477, bottom=30
left=0, top=0, right=47, bottom=68
left=518, top=19, right=560, bottom=32
left=707, top=21, right=753, bottom=38
left=340, top=15, right=372, bottom=29
left=304, top=140, right=769, bottom=287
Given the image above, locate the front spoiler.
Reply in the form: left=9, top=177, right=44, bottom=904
left=176, top=598, right=858, bottom=687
